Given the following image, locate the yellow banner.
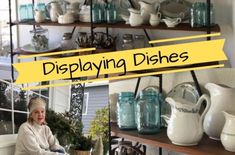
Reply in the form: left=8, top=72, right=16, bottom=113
left=14, top=39, right=226, bottom=84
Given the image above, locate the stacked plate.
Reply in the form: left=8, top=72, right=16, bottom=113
left=160, top=0, right=192, bottom=21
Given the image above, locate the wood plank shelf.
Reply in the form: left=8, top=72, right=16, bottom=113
left=111, top=123, right=234, bottom=155
left=11, top=21, right=220, bottom=32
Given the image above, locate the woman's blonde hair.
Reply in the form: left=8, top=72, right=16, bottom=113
left=27, top=97, right=47, bottom=124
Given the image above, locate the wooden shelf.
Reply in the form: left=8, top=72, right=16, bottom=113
left=11, top=21, right=220, bottom=32
left=111, top=123, right=234, bottom=155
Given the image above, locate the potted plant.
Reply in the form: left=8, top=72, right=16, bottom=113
left=73, top=135, right=93, bottom=155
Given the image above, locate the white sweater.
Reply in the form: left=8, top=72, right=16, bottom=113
left=15, top=122, right=65, bottom=155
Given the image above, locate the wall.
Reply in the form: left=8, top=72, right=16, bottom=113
left=110, top=68, right=235, bottom=96
left=82, top=85, right=108, bottom=134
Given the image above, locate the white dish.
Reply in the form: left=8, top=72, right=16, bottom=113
left=21, top=44, right=60, bottom=53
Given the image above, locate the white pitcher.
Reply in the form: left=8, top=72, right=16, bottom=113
left=162, top=94, right=210, bottom=146
left=34, top=10, right=46, bottom=23
left=139, top=1, right=160, bottom=24
left=47, top=2, right=63, bottom=22
left=128, top=8, right=144, bottom=27
left=204, top=83, right=235, bottom=140
left=221, top=111, right=235, bottom=152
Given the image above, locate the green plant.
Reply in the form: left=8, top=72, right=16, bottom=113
left=46, top=109, right=83, bottom=146
left=74, top=135, right=93, bottom=151
left=88, top=107, right=109, bottom=154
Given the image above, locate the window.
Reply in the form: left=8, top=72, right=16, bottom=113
left=0, top=0, right=16, bottom=65
left=82, top=92, right=89, bottom=115
left=0, top=79, right=49, bottom=135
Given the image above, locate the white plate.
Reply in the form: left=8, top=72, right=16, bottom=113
left=21, top=44, right=60, bottom=53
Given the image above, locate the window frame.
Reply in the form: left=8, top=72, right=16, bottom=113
left=82, top=92, right=89, bottom=115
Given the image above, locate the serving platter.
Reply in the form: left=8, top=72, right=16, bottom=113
left=21, top=44, right=60, bottom=53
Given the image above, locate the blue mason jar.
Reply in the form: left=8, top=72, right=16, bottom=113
left=27, top=4, right=34, bottom=20
left=106, top=3, right=117, bottom=24
left=117, top=92, right=136, bottom=130
left=203, top=3, right=215, bottom=26
left=19, top=4, right=28, bottom=21
left=136, top=90, right=161, bottom=134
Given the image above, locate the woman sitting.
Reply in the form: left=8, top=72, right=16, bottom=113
left=15, top=97, right=66, bottom=155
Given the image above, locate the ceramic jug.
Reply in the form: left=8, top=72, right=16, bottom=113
left=34, top=10, right=45, bottom=23
left=128, top=8, right=144, bottom=27
left=149, top=12, right=161, bottom=26
left=162, top=94, right=210, bottom=146
left=139, top=1, right=160, bottom=24
left=47, top=2, right=63, bottom=22
left=204, top=83, right=235, bottom=140
left=221, top=111, right=235, bottom=152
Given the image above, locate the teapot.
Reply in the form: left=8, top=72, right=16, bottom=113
left=34, top=10, right=45, bottom=23
left=128, top=8, right=144, bottom=27
left=162, top=17, right=181, bottom=27
left=203, top=83, right=235, bottom=140
left=46, top=2, right=63, bottom=22
left=138, top=1, right=160, bottom=24
left=162, top=94, right=210, bottom=146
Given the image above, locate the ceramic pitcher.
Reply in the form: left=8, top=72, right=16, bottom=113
left=203, top=83, right=235, bottom=140
left=47, top=2, right=63, bottom=22
left=128, top=8, right=144, bottom=27
left=220, top=111, right=235, bottom=152
left=162, top=94, right=210, bottom=146
left=139, top=1, right=160, bottom=24
left=221, top=111, right=235, bottom=152
left=34, top=10, right=45, bottom=23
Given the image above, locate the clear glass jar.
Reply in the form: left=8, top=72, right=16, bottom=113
left=134, top=35, right=145, bottom=49
left=61, top=33, right=74, bottom=50
left=122, top=34, right=133, bottom=50
left=136, top=90, right=161, bottom=134
left=117, top=92, right=136, bottom=130
left=30, top=26, right=49, bottom=51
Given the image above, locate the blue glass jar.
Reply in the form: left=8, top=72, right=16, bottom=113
left=36, top=2, right=46, bottom=11
left=190, top=2, right=215, bottom=28
left=19, top=4, right=28, bottom=21
left=136, top=90, right=161, bottom=134
left=117, top=92, right=136, bottom=130
left=106, top=3, right=117, bottom=24
left=92, top=3, right=101, bottom=23
left=27, top=4, right=34, bottom=20
left=203, top=3, right=215, bottom=26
